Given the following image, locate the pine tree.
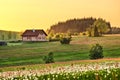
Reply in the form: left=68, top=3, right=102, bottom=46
left=94, top=26, right=100, bottom=37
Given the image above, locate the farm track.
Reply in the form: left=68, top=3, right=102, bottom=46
left=53, top=58, right=120, bottom=64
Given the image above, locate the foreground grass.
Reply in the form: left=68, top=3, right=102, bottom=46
left=0, top=35, right=120, bottom=67
left=0, top=60, right=120, bottom=80
left=2, top=68, right=120, bottom=80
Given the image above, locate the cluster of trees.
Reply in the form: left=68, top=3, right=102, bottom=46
left=48, top=17, right=111, bottom=35
left=0, top=30, right=22, bottom=40
left=87, top=18, right=111, bottom=37
left=111, top=27, right=120, bottom=34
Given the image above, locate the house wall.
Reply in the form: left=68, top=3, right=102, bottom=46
left=22, top=37, right=33, bottom=41
left=37, top=34, right=47, bottom=41
left=22, top=34, right=47, bottom=41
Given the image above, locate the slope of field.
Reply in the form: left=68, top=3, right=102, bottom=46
left=0, top=34, right=120, bottom=67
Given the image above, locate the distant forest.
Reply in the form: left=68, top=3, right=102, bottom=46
left=111, top=27, right=120, bottom=34
left=0, top=17, right=120, bottom=41
left=48, top=17, right=111, bottom=34
left=0, top=30, right=21, bottom=41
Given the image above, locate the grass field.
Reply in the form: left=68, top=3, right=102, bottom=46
left=0, top=34, right=120, bottom=67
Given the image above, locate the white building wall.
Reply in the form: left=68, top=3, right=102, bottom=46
left=22, top=37, right=29, bottom=41
left=22, top=34, right=47, bottom=41
left=37, top=34, right=47, bottom=41
left=31, top=37, right=37, bottom=41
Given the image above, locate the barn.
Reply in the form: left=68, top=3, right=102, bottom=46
left=21, top=29, right=48, bottom=41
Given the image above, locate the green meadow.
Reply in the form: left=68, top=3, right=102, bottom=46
left=0, top=35, right=120, bottom=67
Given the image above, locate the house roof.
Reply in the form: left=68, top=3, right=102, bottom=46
left=21, top=29, right=47, bottom=37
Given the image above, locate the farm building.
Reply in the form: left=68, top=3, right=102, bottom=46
left=21, top=29, right=48, bottom=41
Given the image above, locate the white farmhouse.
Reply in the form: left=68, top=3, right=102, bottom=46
left=21, top=29, right=47, bottom=41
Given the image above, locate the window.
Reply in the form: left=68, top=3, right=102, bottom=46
left=27, top=37, right=31, bottom=40
left=38, top=37, right=41, bottom=39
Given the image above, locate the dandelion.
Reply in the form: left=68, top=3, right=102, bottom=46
left=0, top=61, right=120, bottom=79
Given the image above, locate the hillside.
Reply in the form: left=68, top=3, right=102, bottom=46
left=0, top=34, right=120, bottom=67
left=49, top=17, right=111, bottom=34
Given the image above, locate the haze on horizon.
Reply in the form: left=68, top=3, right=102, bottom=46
left=0, top=0, right=120, bottom=31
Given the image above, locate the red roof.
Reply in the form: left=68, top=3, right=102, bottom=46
left=21, top=29, right=47, bottom=37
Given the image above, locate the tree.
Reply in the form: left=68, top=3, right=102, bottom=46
left=60, top=37, right=71, bottom=44
left=87, top=18, right=111, bottom=37
left=53, top=33, right=61, bottom=39
left=43, top=52, right=54, bottom=64
left=93, top=26, right=100, bottom=37
left=60, top=34, right=71, bottom=44
left=13, top=32, right=17, bottom=40
left=8, top=31, right=12, bottom=40
left=89, top=44, right=104, bottom=59
left=1, top=34, right=5, bottom=40
left=93, top=18, right=110, bottom=36
left=86, top=26, right=93, bottom=37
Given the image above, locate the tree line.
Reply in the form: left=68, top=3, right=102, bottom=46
left=111, top=27, right=120, bottom=34
left=0, top=30, right=22, bottom=41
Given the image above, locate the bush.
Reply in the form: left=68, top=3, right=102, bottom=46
left=43, top=52, right=54, bottom=64
left=20, top=67, right=26, bottom=70
left=49, top=38, right=60, bottom=42
left=89, top=44, right=104, bottom=59
left=60, top=37, right=71, bottom=44
left=53, top=33, right=61, bottom=39
left=0, top=41, right=7, bottom=46
left=9, top=40, right=22, bottom=43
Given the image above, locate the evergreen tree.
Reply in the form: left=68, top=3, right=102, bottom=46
left=94, top=26, right=100, bottom=37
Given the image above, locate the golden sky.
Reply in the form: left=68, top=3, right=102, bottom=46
left=0, top=0, right=120, bottom=31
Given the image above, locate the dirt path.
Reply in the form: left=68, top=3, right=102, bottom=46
left=53, top=58, right=120, bottom=64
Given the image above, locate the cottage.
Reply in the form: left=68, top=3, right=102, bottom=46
left=21, top=29, right=47, bottom=41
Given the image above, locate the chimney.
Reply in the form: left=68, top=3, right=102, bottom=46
left=33, top=29, right=35, bottom=32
